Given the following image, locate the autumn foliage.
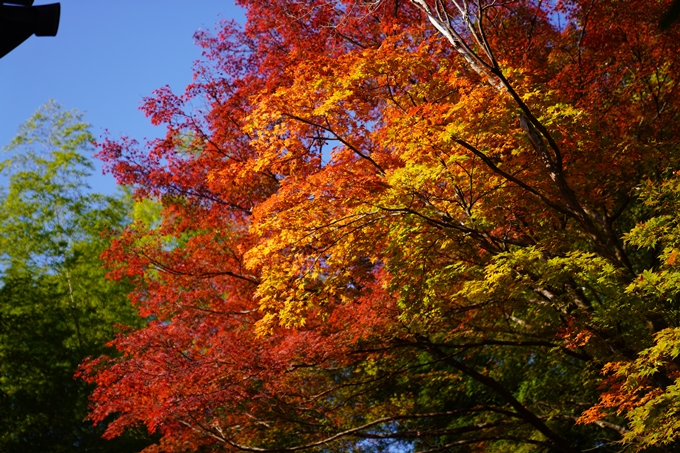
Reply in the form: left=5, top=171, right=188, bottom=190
left=82, top=0, right=680, bottom=451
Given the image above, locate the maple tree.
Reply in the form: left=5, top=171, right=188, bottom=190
left=82, top=0, right=680, bottom=452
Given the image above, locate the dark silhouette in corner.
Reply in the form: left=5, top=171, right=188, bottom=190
left=0, top=1, right=60, bottom=59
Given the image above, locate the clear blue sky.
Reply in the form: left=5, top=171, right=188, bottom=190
left=0, top=0, right=245, bottom=193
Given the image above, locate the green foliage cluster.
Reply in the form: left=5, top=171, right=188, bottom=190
left=584, top=175, right=680, bottom=449
left=0, top=102, right=152, bottom=452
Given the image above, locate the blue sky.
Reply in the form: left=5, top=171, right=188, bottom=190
left=0, top=1, right=245, bottom=193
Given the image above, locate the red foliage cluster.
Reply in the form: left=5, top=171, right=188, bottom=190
left=81, top=1, right=680, bottom=451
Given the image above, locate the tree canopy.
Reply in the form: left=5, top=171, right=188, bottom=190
left=81, top=1, right=680, bottom=452
left=0, top=102, right=153, bottom=452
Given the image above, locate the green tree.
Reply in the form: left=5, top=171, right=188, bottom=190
left=0, top=101, right=153, bottom=452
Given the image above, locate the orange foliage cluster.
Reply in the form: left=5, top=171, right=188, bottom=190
left=81, top=1, right=680, bottom=452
